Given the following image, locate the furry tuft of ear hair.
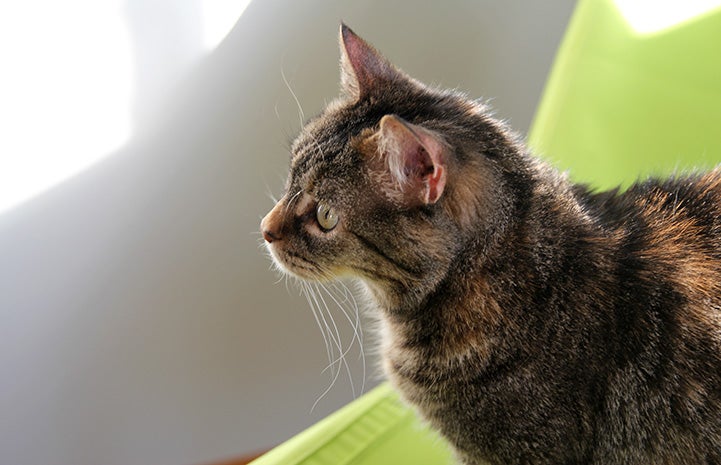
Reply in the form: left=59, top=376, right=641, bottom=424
left=376, top=114, right=447, bottom=205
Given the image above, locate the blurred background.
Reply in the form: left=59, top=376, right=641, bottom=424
left=0, top=1, right=576, bottom=464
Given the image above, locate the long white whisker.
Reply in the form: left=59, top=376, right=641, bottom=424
left=334, top=281, right=366, bottom=395
left=263, top=182, right=280, bottom=205
left=314, top=283, right=346, bottom=360
left=286, top=189, right=303, bottom=207
left=280, top=66, right=324, bottom=162
left=283, top=271, right=292, bottom=295
left=327, top=282, right=363, bottom=349
left=271, top=261, right=367, bottom=407
left=280, top=68, right=325, bottom=164
left=306, top=282, right=339, bottom=378
left=282, top=189, right=304, bottom=223
left=315, top=283, right=356, bottom=399
left=311, top=352, right=343, bottom=412
left=280, top=63, right=305, bottom=129
left=306, top=282, right=347, bottom=412
left=300, top=282, right=334, bottom=377
left=319, top=282, right=361, bottom=399
left=310, top=282, right=356, bottom=410
left=321, top=283, right=362, bottom=364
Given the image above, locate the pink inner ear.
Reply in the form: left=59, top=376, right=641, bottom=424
left=406, top=146, right=434, bottom=177
left=415, top=131, right=447, bottom=204
left=340, top=24, right=395, bottom=98
left=378, top=115, right=447, bottom=205
left=425, top=163, right=445, bottom=204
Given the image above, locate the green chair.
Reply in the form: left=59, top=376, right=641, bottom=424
left=252, top=0, right=721, bottom=463
left=530, top=0, right=721, bottom=189
left=250, top=383, right=453, bottom=465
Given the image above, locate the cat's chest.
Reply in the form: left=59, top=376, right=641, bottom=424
left=379, top=327, right=591, bottom=465
left=379, top=323, right=498, bottom=428
left=381, top=348, right=516, bottom=463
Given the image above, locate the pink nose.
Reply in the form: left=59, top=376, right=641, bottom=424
left=262, top=229, right=281, bottom=243
left=260, top=207, right=284, bottom=243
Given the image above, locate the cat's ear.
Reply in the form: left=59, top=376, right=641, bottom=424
left=376, top=114, right=447, bottom=205
left=339, top=23, right=399, bottom=100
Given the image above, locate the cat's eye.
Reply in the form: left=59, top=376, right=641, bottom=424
left=316, top=202, right=339, bottom=231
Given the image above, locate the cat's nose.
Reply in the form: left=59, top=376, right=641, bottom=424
left=262, top=228, right=281, bottom=243
left=261, top=206, right=284, bottom=243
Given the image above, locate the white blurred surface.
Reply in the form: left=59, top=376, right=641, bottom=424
left=613, top=0, right=721, bottom=34
left=0, top=1, right=575, bottom=464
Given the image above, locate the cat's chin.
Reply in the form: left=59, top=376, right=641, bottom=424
left=267, top=250, right=316, bottom=280
left=266, top=244, right=338, bottom=282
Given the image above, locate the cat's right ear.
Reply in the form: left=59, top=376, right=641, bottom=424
left=339, top=23, right=399, bottom=100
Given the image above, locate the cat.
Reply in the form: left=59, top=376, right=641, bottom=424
left=261, top=24, right=721, bottom=465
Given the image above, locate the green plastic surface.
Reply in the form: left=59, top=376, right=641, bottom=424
left=250, top=384, right=454, bottom=465
left=530, top=0, right=721, bottom=190
left=252, top=1, right=721, bottom=463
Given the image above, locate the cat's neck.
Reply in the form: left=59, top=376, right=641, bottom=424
left=367, top=156, right=604, bottom=359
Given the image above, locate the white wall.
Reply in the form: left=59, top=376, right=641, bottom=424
left=0, top=1, right=576, bottom=464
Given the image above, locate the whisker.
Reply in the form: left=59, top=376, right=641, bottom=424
left=306, top=282, right=340, bottom=378
left=282, top=189, right=304, bottom=224
left=279, top=60, right=326, bottom=177
left=265, top=185, right=279, bottom=204
left=334, top=281, right=366, bottom=395
left=311, top=354, right=343, bottom=413
left=315, top=283, right=357, bottom=399
left=322, top=284, right=362, bottom=356
left=314, top=283, right=347, bottom=357
left=300, top=282, right=334, bottom=377
left=273, top=101, right=281, bottom=121
left=286, top=189, right=303, bottom=207
left=269, top=262, right=367, bottom=407
left=332, top=282, right=363, bottom=343
left=310, top=282, right=355, bottom=410
left=318, top=282, right=362, bottom=398
left=283, top=271, right=291, bottom=295
left=306, top=283, right=348, bottom=412
left=308, top=282, right=337, bottom=370
left=280, top=62, right=305, bottom=130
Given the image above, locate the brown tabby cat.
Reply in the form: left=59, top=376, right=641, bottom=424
left=261, top=24, right=721, bottom=464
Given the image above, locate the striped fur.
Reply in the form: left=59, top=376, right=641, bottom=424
left=261, top=25, right=721, bottom=464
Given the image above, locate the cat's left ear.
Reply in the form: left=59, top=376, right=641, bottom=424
left=339, top=23, right=401, bottom=100
left=376, top=115, right=447, bottom=205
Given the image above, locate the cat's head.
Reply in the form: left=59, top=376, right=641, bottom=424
left=261, top=25, right=525, bottom=306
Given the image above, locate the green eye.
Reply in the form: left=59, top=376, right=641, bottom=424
left=316, top=202, right=339, bottom=231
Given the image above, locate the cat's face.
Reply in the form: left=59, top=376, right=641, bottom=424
left=261, top=25, right=511, bottom=302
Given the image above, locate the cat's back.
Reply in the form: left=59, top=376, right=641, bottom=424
left=580, top=168, right=721, bottom=340
left=574, top=169, right=721, bottom=463
left=582, top=168, right=721, bottom=255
